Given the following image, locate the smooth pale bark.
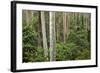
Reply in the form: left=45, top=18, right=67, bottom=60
left=74, top=13, right=78, bottom=30
left=49, top=12, right=56, bottom=61
left=63, top=12, right=67, bottom=43
left=41, top=11, right=48, bottom=58
left=67, top=13, right=70, bottom=39
left=53, top=12, right=56, bottom=61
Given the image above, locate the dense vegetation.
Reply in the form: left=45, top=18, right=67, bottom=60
left=22, top=10, right=91, bottom=62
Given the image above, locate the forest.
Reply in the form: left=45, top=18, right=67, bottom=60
left=22, top=10, right=91, bottom=62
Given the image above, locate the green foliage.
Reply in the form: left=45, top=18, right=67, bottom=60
left=55, top=42, right=90, bottom=61
left=68, top=30, right=90, bottom=49
left=76, top=48, right=91, bottom=60
left=33, top=48, right=47, bottom=62
left=23, top=24, right=37, bottom=62
left=23, top=23, right=49, bottom=62
left=23, top=25, right=38, bottom=46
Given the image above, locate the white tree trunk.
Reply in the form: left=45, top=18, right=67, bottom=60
left=41, top=11, right=48, bottom=58
left=49, top=12, right=56, bottom=61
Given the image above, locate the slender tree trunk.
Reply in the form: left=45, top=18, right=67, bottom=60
left=49, top=12, right=56, bottom=61
left=87, top=14, right=91, bottom=31
left=37, top=11, right=42, bottom=48
left=53, top=12, right=56, bottom=61
left=67, top=13, right=70, bottom=39
left=63, top=12, right=67, bottom=43
left=41, top=11, right=48, bottom=59
left=83, top=14, right=88, bottom=32
left=56, top=13, right=60, bottom=43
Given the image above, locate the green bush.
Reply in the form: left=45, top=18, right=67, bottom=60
left=76, top=48, right=91, bottom=60
left=55, top=41, right=90, bottom=61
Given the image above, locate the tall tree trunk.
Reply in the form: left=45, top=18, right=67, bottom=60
left=25, top=10, right=33, bottom=25
left=56, top=13, right=60, bottom=43
left=41, top=11, right=48, bottom=59
left=68, top=13, right=70, bottom=39
left=87, top=14, right=91, bottom=31
left=53, top=12, right=56, bottom=61
left=63, top=12, right=67, bottom=43
left=49, top=12, right=56, bottom=61
left=37, top=11, right=42, bottom=48
left=83, top=14, right=88, bottom=32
